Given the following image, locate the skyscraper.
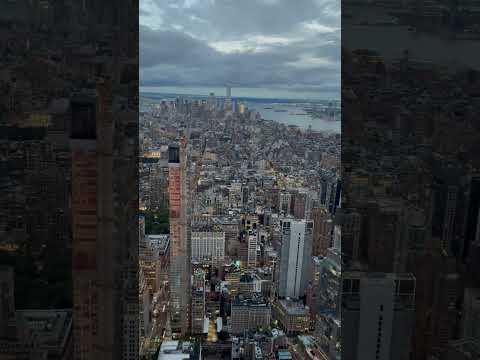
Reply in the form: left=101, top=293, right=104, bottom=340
left=70, top=80, right=130, bottom=360
left=312, top=207, right=333, bottom=256
left=207, top=92, right=216, bottom=110
left=462, top=287, right=480, bottom=341
left=464, top=177, right=480, bottom=263
left=293, top=191, right=308, bottom=219
left=247, top=233, right=258, bottom=269
left=70, top=92, right=99, bottom=360
left=279, top=192, right=292, bottom=216
left=96, top=79, right=119, bottom=360
left=341, top=210, right=362, bottom=267
left=225, top=83, right=233, bottom=111
left=278, top=218, right=313, bottom=299
left=0, top=266, right=16, bottom=341
left=191, top=269, right=206, bottom=335
left=168, top=142, right=191, bottom=336
left=342, top=272, right=416, bottom=360
left=238, top=102, right=246, bottom=114
left=226, top=84, right=232, bottom=99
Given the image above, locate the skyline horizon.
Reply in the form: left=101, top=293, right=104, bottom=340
left=140, top=85, right=340, bottom=101
left=140, top=87, right=341, bottom=133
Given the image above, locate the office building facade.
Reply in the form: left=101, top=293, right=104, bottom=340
left=278, top=218, right=313, bottom=299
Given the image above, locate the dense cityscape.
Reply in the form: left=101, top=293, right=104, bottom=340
left=342, top=45, right=480, bottom=360
left=138, top=88, right=341, bottom=359
left=1, top=1, right=479, bottom=360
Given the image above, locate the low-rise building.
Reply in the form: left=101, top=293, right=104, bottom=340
left=157, top=340, right=200, bottom=360
left=230, top=295, right=271, bottom=335
left=191, top=229, right=225, bottom=265
left=272, top=299, right=309, bottom=335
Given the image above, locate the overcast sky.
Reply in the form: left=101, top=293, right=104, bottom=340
left=140, top=0, right=340, bottom=98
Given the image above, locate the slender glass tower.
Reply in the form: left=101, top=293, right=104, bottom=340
left=168, top=141, right=191, bottom=336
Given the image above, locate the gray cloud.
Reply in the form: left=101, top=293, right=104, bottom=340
left=140, top=0, right=340, bottom=97
left=140, top=26, right=218, bottom=68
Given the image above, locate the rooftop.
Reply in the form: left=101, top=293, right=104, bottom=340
left=16, top=309, right=72, bottom=351
left=158, top=341, right=197, bottom=360
left=147, top=234, right=170, bottom=253
left=277, top=350, right=293, bottom=360
left=277, top=299, right=309, bottom=316
left=233, top=294, right=269, bottom=307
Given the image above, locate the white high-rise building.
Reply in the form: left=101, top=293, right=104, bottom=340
left=247, top=234, right=258, bottom=269
left=278, top=218, right=313, bottom=299
left=342, top=272, right=415, bottom=360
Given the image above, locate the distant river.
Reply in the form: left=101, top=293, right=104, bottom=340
left=344, top=5, right=480, bottom=70
left=249, top=103, right=340, bottom=133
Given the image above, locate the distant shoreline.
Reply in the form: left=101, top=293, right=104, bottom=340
left=140, top=93, right=341, bottom=134
left=140, top=91, right=339, bottom=105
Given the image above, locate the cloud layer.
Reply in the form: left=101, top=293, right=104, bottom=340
left=140, top=0, right=340, bottom=97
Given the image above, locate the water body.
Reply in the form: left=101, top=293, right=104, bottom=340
left=247, top=102, right=340, bottom=133
left=344, top=5, right=480, bottom=70
left=140, top=90, right=341, bottom=133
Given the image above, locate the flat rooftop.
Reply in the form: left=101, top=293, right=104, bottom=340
left=147, top=234, right=170, bottom=253
left=16, top=309, right=72, bottom=350
left=277, top=350, right=293, bottom=360
left=278, top=299, right=308, bottom=316
left=158, top=341, right=195, bottom=360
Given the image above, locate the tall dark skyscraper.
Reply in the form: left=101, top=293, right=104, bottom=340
left=464, top=177, right=480, bottom=263
left=70, top=91, right=99, bottom=360
left=70, top=80, right=136, bottom=360
left=0, top=266, right=16, bottom=341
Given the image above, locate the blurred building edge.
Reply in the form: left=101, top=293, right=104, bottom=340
left=0, top=265, right=73, bottom=360
left=70, top=85, right=101, bottom=360
left=440, top=338, right=480, bottom=360
left=342, top=271, right=416, bottom=360
left=70, top=78, right=136, bottom=360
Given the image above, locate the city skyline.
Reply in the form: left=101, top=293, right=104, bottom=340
left=2, top=1, right=478, bottom=360
left=139, top=79, right=342, bottom=357
left=140, top=85, right=340, bottom=101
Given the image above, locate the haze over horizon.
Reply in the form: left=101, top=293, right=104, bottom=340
left=140, top=85, right=340, bottom=101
